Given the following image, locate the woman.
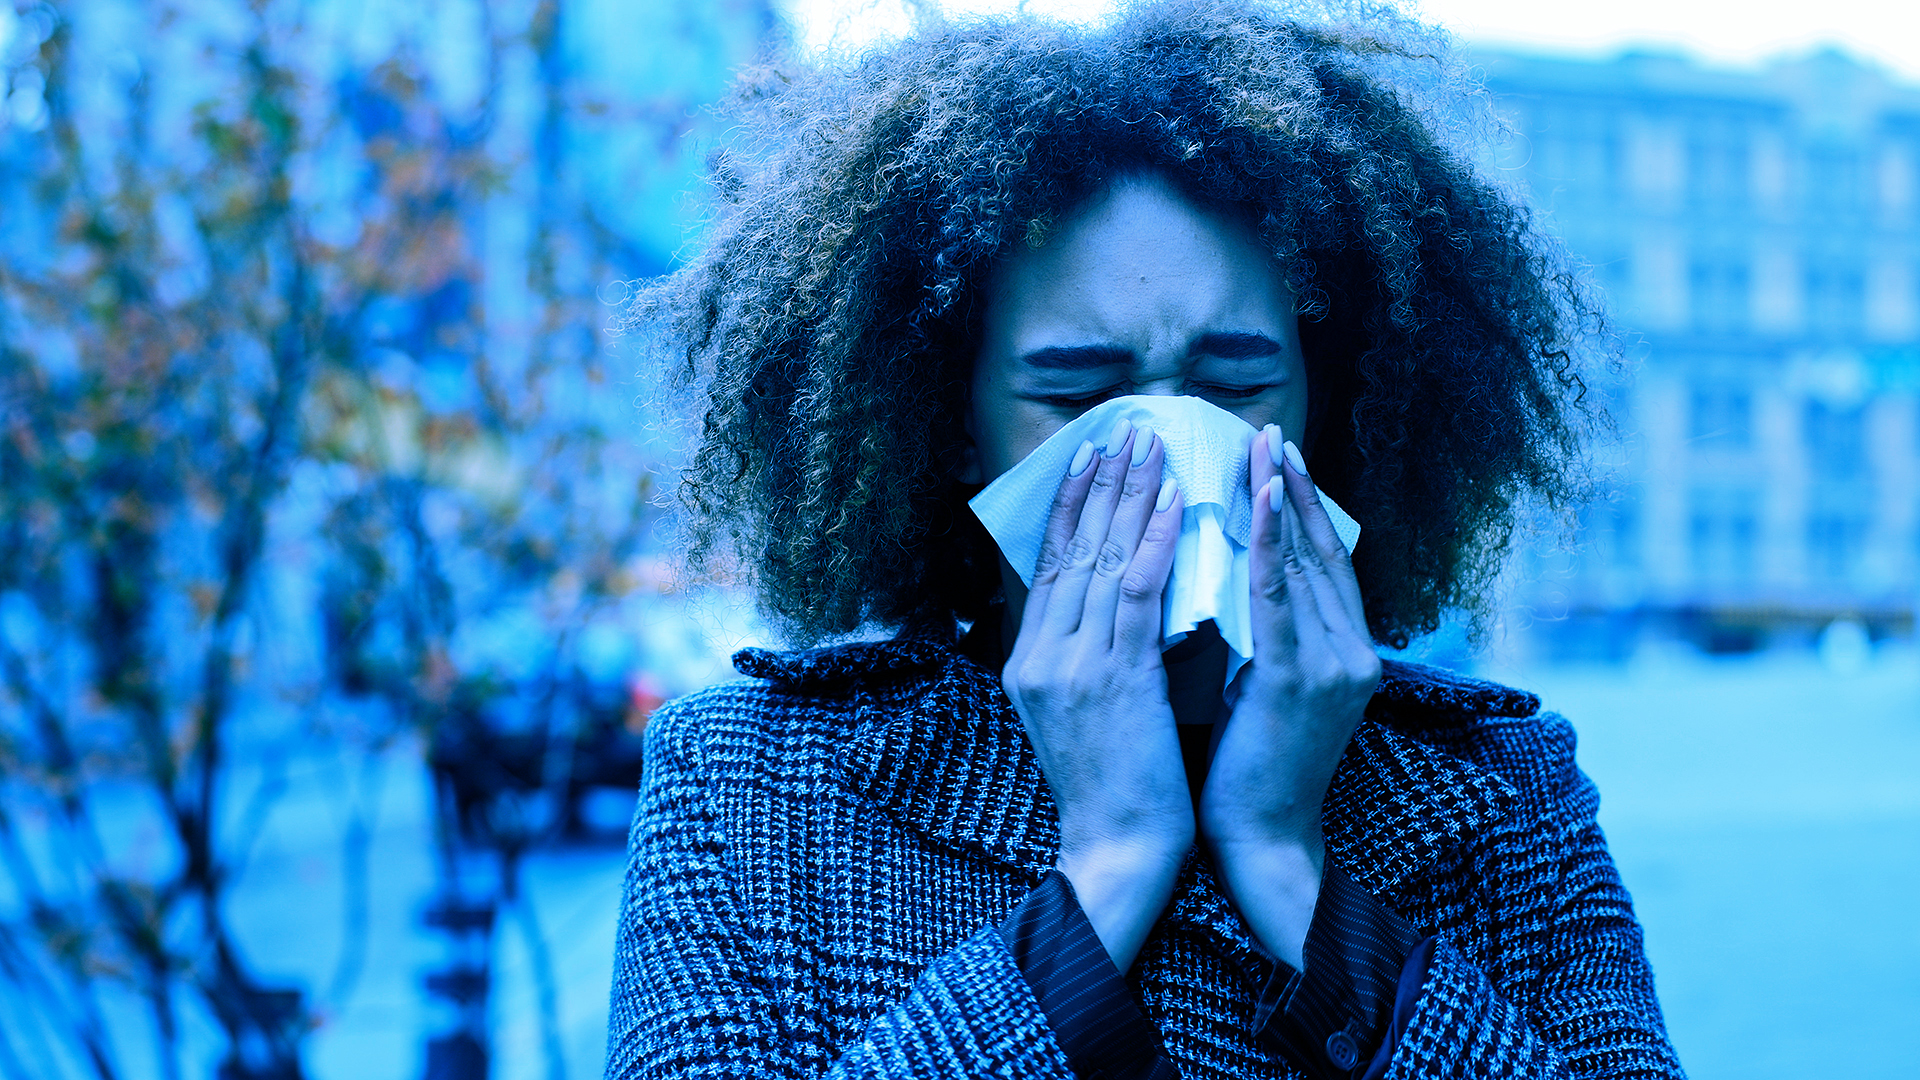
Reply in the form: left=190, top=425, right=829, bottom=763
left=607, top=3, right=1682, bottom=1078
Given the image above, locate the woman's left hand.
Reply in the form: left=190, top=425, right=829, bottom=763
left=1197, top=425, right=1380, bottom=968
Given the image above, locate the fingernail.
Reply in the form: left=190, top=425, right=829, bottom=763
left=1130, top=426, right=1154, bottom=467
left=1104, top=418, right=1132, bottom=457
left=1155, top=478, right=1177, bottom=512
left=1068, top=439, right=1095, bottom=477
left=1283, top=440, right=1307, bottom=476
left=1265, top=476, right=1284, bottom=514
left=1265, top=424, right=1285, bottom=468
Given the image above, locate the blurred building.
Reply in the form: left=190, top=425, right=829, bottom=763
left=1478, top=47, right=1920, bottom=658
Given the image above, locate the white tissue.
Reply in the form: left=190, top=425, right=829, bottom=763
left=968, top=395, right=1361, bottom=686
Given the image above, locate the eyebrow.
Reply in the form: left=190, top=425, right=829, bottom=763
left=1016, top=344, right=1134, bottom=370
left=1192, top=332, right=1284, bottom=360
left=1016, top=332, right=1283, bottom=370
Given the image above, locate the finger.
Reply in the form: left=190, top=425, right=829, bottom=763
left=1251, top=423, right=1283, bottom=519
left=1113, top=477, right=1182, bottom=659
left=1276, top=439, right=1367, bottom=626
left=1022, top=437, right=1101, bottom=632
left=1249, top=477, right=1301, bottom=662
left=1256, top=422, right=1348, bottom=625
left=1079, top=427, right=1165, bottom=646
left=1038, top=417, right=1136, bottom=636
left=1279, top=497, right=1377, bottom=683
left=1278, top=484, right=1358, bottom=642
left=1274, top=489, right=1341, bottom=666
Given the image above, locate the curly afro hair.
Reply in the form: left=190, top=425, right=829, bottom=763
left=633, top=0, right=1601, bottom=649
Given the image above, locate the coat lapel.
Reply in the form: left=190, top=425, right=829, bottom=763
left=832, top=646, right=1521, bottom=915
left=1322, top=720, right=1517, bottom=902
left=1325, top=660, right=1530, bottom=901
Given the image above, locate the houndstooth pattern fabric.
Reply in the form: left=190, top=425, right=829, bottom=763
left=604, top=635, right=1685, bottom=1080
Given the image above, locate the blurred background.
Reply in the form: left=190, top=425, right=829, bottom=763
left=0, top=1, right=1912, bottom=1078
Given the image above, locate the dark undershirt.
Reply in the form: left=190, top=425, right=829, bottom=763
left=1162, top=621, right=1232, bottom=809
left=961, top=612, right=1432, bottom=1079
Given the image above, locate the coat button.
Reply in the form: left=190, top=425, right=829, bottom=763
left=1325, top=1028, right=1361, bottom=1071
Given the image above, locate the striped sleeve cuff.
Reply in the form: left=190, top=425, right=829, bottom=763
left=999, top=870, right=1179, bottom=1080
left=1251, top=863, right=1430, bottom=1079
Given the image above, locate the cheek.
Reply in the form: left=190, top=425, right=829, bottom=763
left=990, top=411, right=1070, bottom=481
left=1281, top=391, right=1310, bottom=444
left=968, top=389, right=1071, bottom=482
left=1226, top=387, right=1310, bottom=442
left=1272, top=362, right=1312, bottom=443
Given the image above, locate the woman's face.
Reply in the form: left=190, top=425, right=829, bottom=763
left=967, top=174, right=1310, bottom=484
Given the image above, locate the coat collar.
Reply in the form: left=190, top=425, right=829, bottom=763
left=832, top=651, right=1062, bottom=871
left=742, top=636, right=1525, bottom=903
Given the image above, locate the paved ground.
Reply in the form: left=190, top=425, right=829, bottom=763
left=6, top=647, right=1915, bottom=1078
left=1490, top=648, right=1920, bottom=1079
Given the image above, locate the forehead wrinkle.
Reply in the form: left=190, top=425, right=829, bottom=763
left=981, top=177, right=1299, bottom=386
left=1132, top=274, right=1272, bottom=368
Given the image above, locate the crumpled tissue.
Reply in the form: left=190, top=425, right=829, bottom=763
left=968, top=395, right=1361, bottom=686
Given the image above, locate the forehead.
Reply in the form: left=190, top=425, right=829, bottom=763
left=980, top=176, right=1294, bottom=361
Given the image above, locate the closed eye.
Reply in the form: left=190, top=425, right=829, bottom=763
left=1191, top=382, right=1270, bottom=400
left=1034, top=387, right=1126, bottom=410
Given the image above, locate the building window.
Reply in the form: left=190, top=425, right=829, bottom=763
left=1634, top=233, right=1689, bottom=329
left=1583, top=495, right=1641, bottom=569
left=1580, top=133, right=1622, bottom=199
left=1529, top=109, right=1620, bottom=200
left=1689, top=384, right=1753, bottom=447
left=1689, top=487, right=1758, bottom=586
left=1805, top=260, right=1865, bottom=338
left=1626, top=118, right=1685, bottom=205
left=1688, top=126, right=1750, bottom=208
left=1806, top=144, right=1866, bottom=218
left=1804, top=400, right=1868, bottom=478
left=1807, top=510, right=1869, bottom=582
left=1878, top=144, right=1916, bottom=220
left=1690, top=256, right=1750, bottom=333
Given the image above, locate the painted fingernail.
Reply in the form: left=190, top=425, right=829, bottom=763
left=1265, top=424, right=1286, bottom=468
left=1283, top=440, right=1308, bottom=476
left=1156, top=478, right=1177, bottom=512
left=1104, top=418, right=1132, bottom=457
left=1265, top=476, right=1284, bottom=514
left=1068, top=439, right=1095, bottom=477
left=1130, top=426, right=1154, bottom=467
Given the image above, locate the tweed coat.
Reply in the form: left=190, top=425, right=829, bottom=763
left=604, top=633, right=1686, bottom=1079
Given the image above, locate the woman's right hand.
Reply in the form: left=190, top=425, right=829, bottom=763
left=1002, top=419, right=1190, bottom=973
